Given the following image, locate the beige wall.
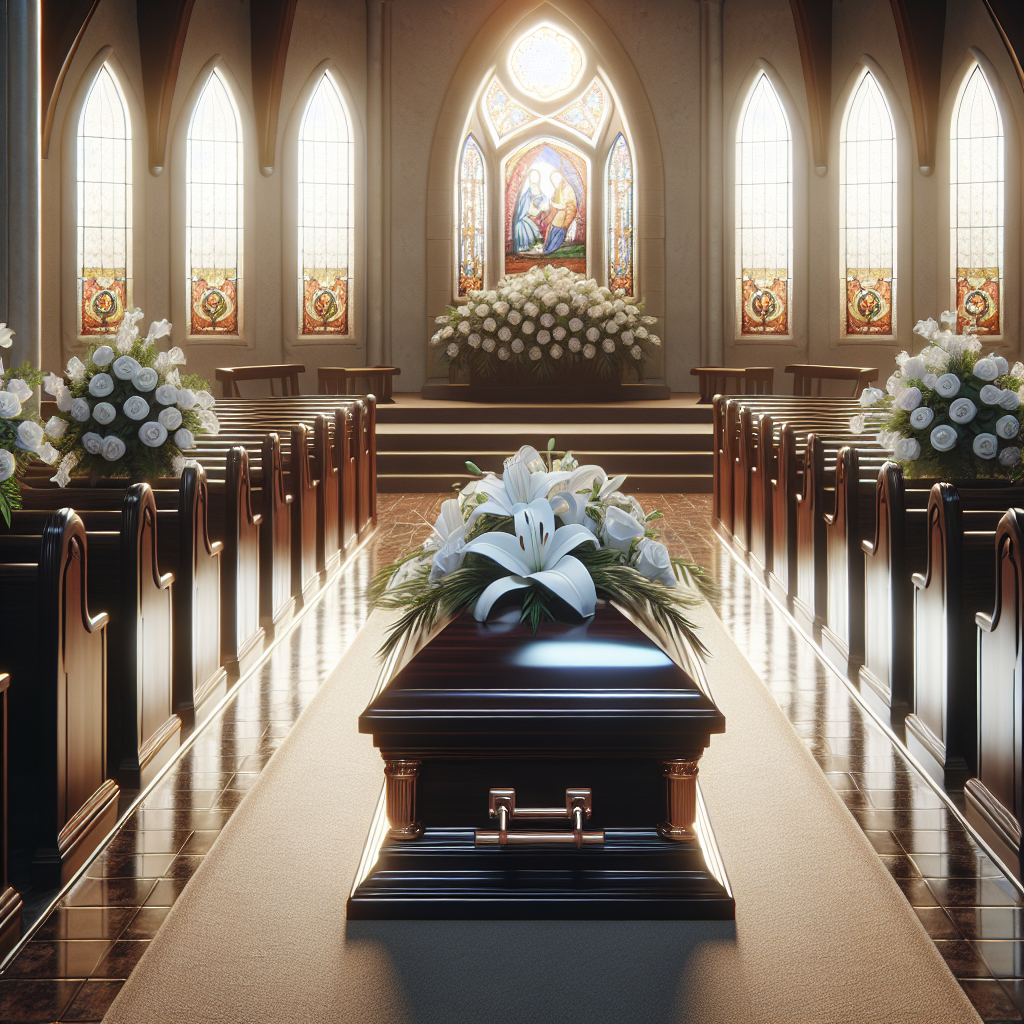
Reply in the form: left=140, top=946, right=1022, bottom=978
left=38, top=0, right=1024, bottom=396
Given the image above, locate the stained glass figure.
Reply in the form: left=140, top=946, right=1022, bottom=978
left=510, top=26, right=583, bottom=100
left=298, top=71, right=353, bottom=336
left=951, top=65, right=1004, bottom=335
left=736, top=73, right=792, bottom=336
left=840, top=72, right=896, bottom=336
left=77, top=64, right=131, bottom=336
left=606, top=134, right=633, bottom=295
left=552, top=79, right=605, bottom=140
left=187, top=69, right=242, bottom=335
left=504, top=139, right=587, bottom=275
left=485, top=78, right=538, bottom=140
left=458, top=135, right=485, bottom=295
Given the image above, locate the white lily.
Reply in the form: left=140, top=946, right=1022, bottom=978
left=0, top=324, right=14, bottom=348
left=464, top=498, right=598, bottom=621
left=560, top=462, right=627, bottom=501
left=423, top=498, right=464, bottom=552
left=424, top=498, right=469, bottom=582
left=468, top=445, right=570, bottom=523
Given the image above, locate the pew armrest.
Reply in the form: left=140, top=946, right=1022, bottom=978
left=976, top=611, right=996, bottom=633
left=862, top=540, right=876, bottom=556
left=209, top=540, right=224, bottom=557
left=911, top=572, right=927, bottom=591
left=86, top=609, right=110, bottom=633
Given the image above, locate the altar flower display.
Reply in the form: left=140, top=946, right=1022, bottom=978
left=852, top=311, right=1024, bottom=479
left=430, top=265, right=660, bottom=382
left=46, top=308, right=220, bottom=485
left=372, top=440, right=713, bottom=658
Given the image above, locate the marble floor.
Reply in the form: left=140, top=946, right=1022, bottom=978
left=0, top=491, right=1019, bottom=1021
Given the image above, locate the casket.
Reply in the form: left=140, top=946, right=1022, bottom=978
left=348, top=603, right=733, bottom=919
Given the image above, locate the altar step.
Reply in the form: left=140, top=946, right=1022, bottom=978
left=375, top=395, right=713, bottom=493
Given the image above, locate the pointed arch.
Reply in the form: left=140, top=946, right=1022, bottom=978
left=76, top=61, right=132, bottom=337
left=457, top=135, right=486, bottom=296
left=735, top=72, right=793, bottom=337
left=296, top=71, right=354, bottom=337
left=839, top=70, right=897, bottom=338
left=606, top=133, right=633, bottom=295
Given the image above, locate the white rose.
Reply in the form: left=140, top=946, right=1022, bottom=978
left=155, top=384, right=178, bottom=406
left=446, top=342, right=459, bottom=358
left=587, top=306, right=602, bottom=320
left=904, top=356, right=926, bottom=379
left=568, top=337, right=581, bottom=353
left=930, top=424, right=959, bottom=451
left=440, top=326, right=454, bottom=340
left=631, top=345, right=643, bottom=360
left=112, top=355, right=141, bottom=380
left=602, top=506, right=645, bottom=554
left=497, top=347, right=510, bottom=361
left=635, top=326, right=648, bottom=339
left=81, top=431, right=104, bottom=455
left=858, top=387, right=883, bottom=408
left=949, top=397, right=977, bottom=423
left=537, top=330, right=550, bottom=344
left=1000, top=447, right=1022, bottom=467
left=101, top=435, right=126, bottom=462
left=5, top=379, right=31, bottom=403
left=621, top=330, right=634, bottom=345
left=894, top=437, right=921, bottom=461
left=923, top=373, right=939, bottom=389
left=552, top=326, right=566, bottom=341
left=430, top=333, right=441, bottom=347
left=468, top=334, right=481, bottom=349
left=633, top=538, right=677, bottom=588
left=482, top=338, right=495, bottom=353
left=122, top=395, right=150, bottom=421
left=980, top=384, right=1004, bottom=405
left=524, top=302, right=539, bottom=317
left=606, top=321, right=619, bottom=335
left=511, top=338, right=525, bottom=354
left=493, top=301, right=509, bottom=316
left=555, top=303, right=569, bottom=317
left=497, top=326, right=512, bottom=342
left=482, top=318, right=497, bottom=333
left=569, top=318, right=583, bottom=332
left=994, top=356, right=1010, bottom=375
left=586, top=327, right=600, bottom=343
left=457, top=305, right=470, bottom=317
left=914, top=317, right=939, bottom=340
left=999, top=390, right=1021, bottom=411
left=475, top=304, right=490, bottom=317
left=602, top=338, right=615, bottom=354
left=88, top=373, right=114, bottom=397
left=138, top=420, right=168, bottom=447
left=44, top=415, right=67, bottom=439
left=194, top=390, right=215, bottom=411
left=507, top=310, right=522, bottom=326
left=521, top=321, right=535, bottom=335
left=133, top=367, right=159, bottom=392
left=996, top=414, right=1021, bottom=440
left=898, top=386, right=922, bottom=411
left=458, top=321, right=470, bottom=336
left=542, top=292, right=557, bottom=307
left=42, top=373, right=64, bottom=398
left=176, top=388, right=197, bottom=410
left=92, top=402, right=116, bottom=425
left=0, top=450, right=14, bottom=482
left=65, top=356, right=86, bottom=383
left=649, top=335, right=661, bottom=346
left=91, top=345, right=114, bottom=367
left=15, top=420, right=43, bottom=450
left=197, top=410, right=220, bottom=435
left=849, top=414, right=866, bottom=434
left=550, top=344, right=564, bottom=360
left=540, top=313, right=555, bottom=328
left=935, top=373, right=961, bottom=398
left=974, top=358, right=999, bottom=381
left=174, top=428, right=195, bottom=449
left=0, top=392, right=21, bottom=418
left=146, top=319, right=172, bottom=342
left=583, top=343, right=596, bottom=359
left=909, top=407, right=934, bottom=429
left=974, top=432, right=999, bottom=459
left=528, top=346, right=542, bottom=362
left=70, top=397, right=91, bottom=422
left=158, top=406, right=182, bottom=431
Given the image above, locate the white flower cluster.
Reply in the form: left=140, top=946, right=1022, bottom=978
left=430, top=265, right=658, bottom=372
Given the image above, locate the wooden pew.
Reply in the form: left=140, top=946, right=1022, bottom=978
left=0, top=511, right=119, bottom=885
left=0, top=673, right=21, bottom=957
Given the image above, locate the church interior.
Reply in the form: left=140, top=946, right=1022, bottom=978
left=0, top=0, right=1023, bottom=1020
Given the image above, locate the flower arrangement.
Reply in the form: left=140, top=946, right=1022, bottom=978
left=854, top=311, right=1024, bottom=479
left=430, top=265, right=661, bottom=382
left=45, top=308, right=221, bottom=485
left=371, top=440, right=713, bottom=658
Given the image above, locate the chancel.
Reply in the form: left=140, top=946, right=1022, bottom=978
left=0, top=0, right=1021, bottom=1021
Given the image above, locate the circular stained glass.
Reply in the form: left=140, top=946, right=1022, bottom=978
left=510, top=26, right=583, bottom=100
left=963, top=288, right=993, bottom=321
left=89, top=289, right=120, bottom=322
left=747, top=288, right=781, bottom=324
left=309, top=288, right=339, bottom=325
left=854, top=288, right=884, bottom=322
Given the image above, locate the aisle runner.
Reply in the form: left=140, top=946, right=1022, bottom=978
left=104, top=603, right=978, bottom=1024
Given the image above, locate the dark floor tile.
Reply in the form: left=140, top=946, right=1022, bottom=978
left=894, top=830, right=979, bottom=856
left=1000, top=980, right=1024, bottom=1017
left=143, top=878, right=192, bottom=907
left=85, top=853, right=176, bottom=879
left=976, top=941, right=1024, bottom=979
left=850, top=807, right=960, bottom=832
left=120, top=907, right=170, bottom=940
left=238, top=753, right=274, bottom=772
left=862, top=788, right=948, bottom=810
left=893, top=875, right=941, bottom=907
left=3, top=940, right=110, bottom=980
left=912, top=853, right=1006, bottom=879
left=951, top=909, right=1024, bottom=940
left=864, top=830, right=903, bottom=855
left=33, top=908, right=134, bottom=942
left=224, top=772, right=260, bottom=791
left=90, top=940, right=150, bottom=980
left=121, top=808, right=233, bottom=831
left=934, top=939, right=993, bottom=978
left=164, top=856, right=204, bottom=880
left=59, top=978, right=123, bottom=1021
left=838, top=788, right=870, bottom=809
left=928, top=877, right=1024, bottom=909
left=214, top=789, right=248, bottom=810
left=877, top=854, right=921, bottom=878
left=961, top=978, right=1023, bottom=1022
left=62, top=878, right=157, bottom=908
left=0, top=979, right=82, bottom=1022
left=103, top=830, right=193, bottom=856
left=914, top=907, right=961, bottom=939
left=141, top=788, right=223, bottom=811
left=177, top=830, right=220, bottom=856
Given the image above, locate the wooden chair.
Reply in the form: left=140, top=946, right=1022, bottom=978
left=690, top=366, right=774, bottom=404
left=215, top=364, right=306, bottom=398
left=785, top=364, right=878, bottom=398
left=319, top=366, right=401, bottom=403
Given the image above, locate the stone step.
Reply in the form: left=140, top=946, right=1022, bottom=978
left=376, top=426, right=712, bottom=453
left=377, top=398, right=712, bottom=426
left=377, top=450, right=712, bottom=475
left=378, top=473, right=714, bottom=494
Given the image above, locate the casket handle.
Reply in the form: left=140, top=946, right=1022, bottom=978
left=475, top=788, right=604, bottom=848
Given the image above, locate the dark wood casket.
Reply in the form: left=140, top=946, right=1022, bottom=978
left=348, top=603, right=733, bottom=919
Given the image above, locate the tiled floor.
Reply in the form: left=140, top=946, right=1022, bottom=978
left=1, top=490, right=1020, bottom=1021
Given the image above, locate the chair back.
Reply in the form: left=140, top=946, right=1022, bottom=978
left=214, top=364, right=305, bottom=399
left=318, top=366, right=400, bottom=402
left=690, top=366, right=775, bottom=404
left=785, top=364, right=878, bottom=398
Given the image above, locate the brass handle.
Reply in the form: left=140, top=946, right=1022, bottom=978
left=475, top=787, right=605, bottom=848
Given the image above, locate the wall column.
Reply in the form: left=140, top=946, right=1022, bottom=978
left=700, top=0, right=724, bottom=366
left=366, top=0, right=385, bottom=365
left=6, top=0, right=40, bottom=368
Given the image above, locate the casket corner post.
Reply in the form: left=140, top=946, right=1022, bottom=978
left=347, top=606, right=734, bottom=921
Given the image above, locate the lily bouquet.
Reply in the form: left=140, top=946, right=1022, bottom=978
left=431, top=264, right=661, bottom=382
left=371, top=442, right=713, bottom=657
left=853, top=311, right=1024, bottom=479
left=46, top=308, right=221, bottom=485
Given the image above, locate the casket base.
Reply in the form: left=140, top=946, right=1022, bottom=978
left=348, top=794, right=734, bottom=920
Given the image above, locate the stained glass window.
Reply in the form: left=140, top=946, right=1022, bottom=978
left=186, top=69, right=242, bottom=335
left=735, top=73, right=792, bottom=336
left=951, top=64, right=1004, bottom=335
left=457, top=135, right=485, bottom=296
left=552, top=79, right=605, bottom=140
left=840, top=72, right=897, bottom=336
left=298, top=71, right=353, bottom=336
left=485, top=78, right=538, bottom=140
left=510, top=26, right=583, bottom=100
left=606, top=134, right=633, bottom=295
left=77, top=64, right=131, bottom=337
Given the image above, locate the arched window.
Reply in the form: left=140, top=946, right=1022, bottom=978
left=840, top=71, right=897, bottom=337
left=457, top=135, right=485, bottom=295
left=951, top=64, right=1004, bottom=335
left=77, top=63, right=131, bottom=337
left=186, top=69, right=243, bottom=336
left=606, top=133, right=633, bottom=294
left=297, top=71, right=353, bottom=336
left=735, top=72, right=792, bottom=336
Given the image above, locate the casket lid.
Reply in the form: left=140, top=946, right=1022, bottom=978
left=360, top=604, right=724, bottom=753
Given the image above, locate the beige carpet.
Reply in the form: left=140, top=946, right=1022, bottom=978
left=103, top=601, right=980, bottom=1024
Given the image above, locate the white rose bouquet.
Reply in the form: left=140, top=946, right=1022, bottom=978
left=370, top=439, right=712, bottom=659
left=853, top=311, right=1024, bottom=480
left=46, top=308, right=220, bottom=485
left=430, top=264, right=660, bottom=384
